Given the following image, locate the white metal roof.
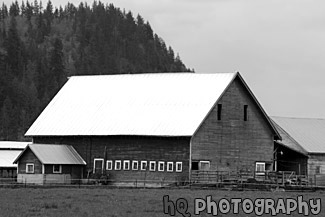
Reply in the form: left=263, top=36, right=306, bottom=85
left=271, top=116, right=325, bottom=153
left=0, top=141, right=29, bottom=150
left=25, top=73, right=237, bottom=136
left=0, top=150, right=23, bottom=168
left=14, top=144, right=86, bottom=165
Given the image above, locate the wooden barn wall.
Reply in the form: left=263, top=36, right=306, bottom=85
left=17, top=149, right=42, bottom=174
left=308, top=154, right=325, bottom=177
left=192, top=77, right=275, bottom=174
left=44, top=165, right=83, bottom=180
left=33, top=136, right=190, bottom=183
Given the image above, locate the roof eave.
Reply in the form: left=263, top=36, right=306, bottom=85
left=274, top=140, right=308, bottom=156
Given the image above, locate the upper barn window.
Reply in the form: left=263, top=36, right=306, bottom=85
left=244, top=105, right=248, bottom=121
left=217, top=104, right=222, bottom=120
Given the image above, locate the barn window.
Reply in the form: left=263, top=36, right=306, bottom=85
left=191, top=161, right=199, bottom=170
left=255, top=162, right=265, bottom=175
left=53, top=165, right=62, bottom=173
left=167, top=162, right=174, bottom=172
left=217, top=104, right=222, bottom=120
left=93, top=158, right=104, bottom=173
left=176, top=162, right=182, bottom=172
left=158, top=161, right=165, bottom=171
left=123, top=160, right=130, bottom=170
left=149, top=161, right=156, bottom=171
left=141, top=161, right=147, bottom=170
left=115, top=160, right=122, bottom=170
left=132, top=161, right=138, bottom=170
left=316, top=166, right=321, bottom=174
left=106, top=160, right=113, bottom=170
left=26, top=163, right=34, bottom=173
left=244, top=105, right=248, bottom=121
left=199, top=161, right=210, bottom=170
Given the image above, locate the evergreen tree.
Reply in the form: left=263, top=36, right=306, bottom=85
left=49, top=37, right=65, bottom=88
left=5, top=16, right=23, bottom=77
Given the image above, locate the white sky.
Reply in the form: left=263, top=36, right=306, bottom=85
left=5, top=0, right=325, bottom=118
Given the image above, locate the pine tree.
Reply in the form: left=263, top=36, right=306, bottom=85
left=49, top=37, right=65, bottom=87
left=5, top=16, right=23, bottom=77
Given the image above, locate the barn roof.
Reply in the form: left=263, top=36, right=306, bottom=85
left=0, top=150, right=25, bottom=168
left=271, top=116, right=325, bottom=154
left=0, top=141, right=29, bottom=150
left=0, top=141, right=29, bottom=168
left=25, top=72, right=279, bottom=138
left=14, top=144, right=86, bottom=165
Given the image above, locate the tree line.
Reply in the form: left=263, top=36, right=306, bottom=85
left=0, top=0, right=192, bottom=140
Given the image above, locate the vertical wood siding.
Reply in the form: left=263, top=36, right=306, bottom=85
left=192, top=77, right=274, bottom=174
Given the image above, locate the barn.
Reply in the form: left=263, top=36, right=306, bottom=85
left=24, top=72, right=280, bottom=185
left=0, top=141, right=29, bottom=179
left=271, top=116, right=325, bottom=186
left=13, top=144, right=86, bottom=184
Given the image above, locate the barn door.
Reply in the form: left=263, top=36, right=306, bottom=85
left=93, top=158, right=104, bottom=174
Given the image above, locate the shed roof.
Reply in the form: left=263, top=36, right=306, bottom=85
left=14, top=144, right=86, bottom=165
left=0, top=141, right=29, bottom=150
left=25, top=72, right=279, bottom=138
left=0, top=150, right=24, bottom=168
left=271, top=116, right=325, bottom=154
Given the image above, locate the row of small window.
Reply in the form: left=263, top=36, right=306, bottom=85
left=94, top=159, right=183, bottom=172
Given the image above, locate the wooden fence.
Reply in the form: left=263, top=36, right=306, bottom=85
left=190, top=170, right=310, bottom=187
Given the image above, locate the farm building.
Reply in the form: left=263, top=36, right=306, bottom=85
left=271, top=117, right=325, bottom=186
left=24, top=72, right=280, bottom=185
left=0, top=141, right=29, bottom=178
left=13, top=144, right=86, bottom=184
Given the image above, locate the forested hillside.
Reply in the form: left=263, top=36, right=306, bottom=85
left=0, top=1, right=192, bottom=141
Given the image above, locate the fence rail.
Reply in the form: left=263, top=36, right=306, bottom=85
left=0, top=170, right=322, bottom=191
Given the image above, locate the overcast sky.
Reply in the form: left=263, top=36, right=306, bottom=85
left=4, top=0, right=325, bottom=118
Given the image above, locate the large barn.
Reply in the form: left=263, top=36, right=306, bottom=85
left=24, top=72, right=280, bottom=185
left=271, top=116, right=325, bottom=186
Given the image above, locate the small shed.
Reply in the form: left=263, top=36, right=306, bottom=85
left=14, top=144, right=86, bottom=184
left=0, top=141, right=29, bottom=178
left=272, top=117, right=325, bottom=186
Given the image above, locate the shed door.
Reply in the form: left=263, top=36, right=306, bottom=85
left=93, top=158, right=104, bottom=174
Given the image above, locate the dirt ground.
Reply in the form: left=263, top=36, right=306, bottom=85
left=0, top=187, right=323, bottom=217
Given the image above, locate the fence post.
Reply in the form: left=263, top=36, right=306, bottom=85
left=314, top=174, right=317, bottom=187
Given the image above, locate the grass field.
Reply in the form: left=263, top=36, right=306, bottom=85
left=0, top=187, right=324, bottom=217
